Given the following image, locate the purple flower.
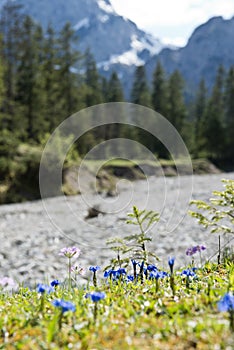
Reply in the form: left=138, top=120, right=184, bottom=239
left=218, top=292, right=234, bottom=312
left=89, top=266, right=101, bottom=273
left=50, top=280, right=60, bottom=287
left=85, top=291, right=105, bottom=302
left=37, top=283, right=54, bottom=294
left=186, top=245, right=206, bottom=256
left=59, top=246, right=81, bottom=259
left=0, top=277, right=17, bottom=290
left=52, top=299, right=76, bottom=313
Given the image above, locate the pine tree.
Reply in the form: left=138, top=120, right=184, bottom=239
left=0, top=35, right=6, bottom=127
left=107, top=71, right=124, bottom=102
left=167, top=70, right=186, bottom=134
left=224, top=65, right=234, bottom=162
left=41, top=24, right=60, bottom=132
left=193, top=79, right=207, bottom=157
left=84, top=49, right=103, bottom=107
left=151, top=61, right=170, bottom=157
left=103, top=71, right=125, bottom=144
left=57, top=22, right=80, bottom=119
left=0, top=0, right=23, bottom=130
left=203, top=65, right=226, bottom=159
left=151, top=61, right=168, bottom=116
left=15, top=17, right=44, bottom=140
left=131, top=65, right=151, bottom=107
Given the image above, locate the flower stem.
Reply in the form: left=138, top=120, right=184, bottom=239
left=94, top=303, right=98, bottom=324
left=93, top=271, right=97, bottom=287
left=68, top=257, right=71, bottom=290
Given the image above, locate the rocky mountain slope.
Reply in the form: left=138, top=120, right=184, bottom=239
left=145, top=16, right=234, bottom=97
left=1, top=1, right=234, bottom=97
left=13, top=0, right=164, bottom=69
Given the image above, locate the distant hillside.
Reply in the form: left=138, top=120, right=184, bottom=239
left=145, top=16, right=234, bottom=98
left=1, top=1, right=234, bottom=97
left=12, top=0, right=165, bottom=68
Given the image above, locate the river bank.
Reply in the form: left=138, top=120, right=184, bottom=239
left=0, top=172, right=233, bottom=286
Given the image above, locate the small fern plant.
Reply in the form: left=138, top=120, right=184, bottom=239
left=189, top=179, right=234, bottom=235
left=105, top=206, right=160, bottom=271
left=125, top=205, right=160, bottom=262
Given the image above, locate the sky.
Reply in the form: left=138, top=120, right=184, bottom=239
left=110, top=0, right=234, bottom=47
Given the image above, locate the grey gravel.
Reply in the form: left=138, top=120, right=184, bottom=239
left=0, top=172, right=233, bottom=286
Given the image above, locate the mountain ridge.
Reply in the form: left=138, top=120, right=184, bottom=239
left=1, top=0, right=234, bottom=98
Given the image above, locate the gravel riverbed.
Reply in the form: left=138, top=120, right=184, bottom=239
left=0, top=172, right=233, bottom=286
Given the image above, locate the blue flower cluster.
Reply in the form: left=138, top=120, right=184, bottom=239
left=181, top=269, right=197, bottom=277
left=85, top=291, right=106, bottom=302
left=52, top=299, right=76, bottom=313
left=218, top=292, right=234, bottom=312
left=89, top=266, right=101, bottom=273
left=37, top=283, right=54, bottom=294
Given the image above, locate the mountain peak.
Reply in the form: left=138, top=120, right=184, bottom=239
left=97, top=0, right=115, bottom=14
left=8, top=0, right=164, bottom=67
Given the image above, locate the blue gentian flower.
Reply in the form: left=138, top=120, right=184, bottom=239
left=168, top=257, right=175, bottom=274
left=50, top=279, right=60, bottom=287
left=85, top=291, right=105, bottom=302
left=147, top=264, right=158, bottom=272
left=131, top=260, right=137, bottom=268
left=181, top=269, right=196, bottom=277
left=104, top=270, right=112, bottom=278
left=150, top=271, right=167, bottom=279
left=117, top=268, right=126, bottom=275
left=127, top=275, right=134, bottom=282
left=37, top=283, right=54, bottom=294
left=138, top=261, right=145, bottom=269
left=218, top=292, right=234, bottom=312
left=52, top=299, right=76, bottom=313
left=89, top=266, right=101, bottom=272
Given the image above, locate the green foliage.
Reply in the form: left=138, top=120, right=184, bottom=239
left=203, top=65, right=226, bottom=159
left=0, top=260, right=233, bottom=348
left=131, top=65, right=152, bottom=107
left=106, top=206, right=160, bottom=269
left=189, top=179, right=234, bottom=234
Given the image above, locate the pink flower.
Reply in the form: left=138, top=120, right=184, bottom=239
left=0, top=277, right=17, bottom=290
left=59, top=246, right=81, bottom=259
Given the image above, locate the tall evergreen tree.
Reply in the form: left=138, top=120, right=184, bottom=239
left=104, top=71, right=125, bottom=143
left=57, top=22, right=80, bottom=119
left=0, top=35, right=5, bottom=126
left=42, top=24, right=60, bottom=132
left=224, top=65, right=234, bottom=161
left=0, top=0, right=23, bottom=130
left=203, top=65, right=226, bottom=159
left=167, top=70, right=186, bottom=134
left=193, top=79, right=207, bottom=157
left=15, top=17, right=44, bottom=140
left=151, top=61, right=168, bottom=116
left=84, top=49, right=103, bottom=106
left=131, top=65, right=151, bottom=107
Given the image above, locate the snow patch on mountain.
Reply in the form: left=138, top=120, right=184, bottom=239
left=110, top=50, right=144, bottom=66
left=131, top=34, right=163, bottom=56
left=97, top=0, right=115, bottom=14
left=73, top=17, right=90, bottom=31
left=98, top=33, right=164, bottom=69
